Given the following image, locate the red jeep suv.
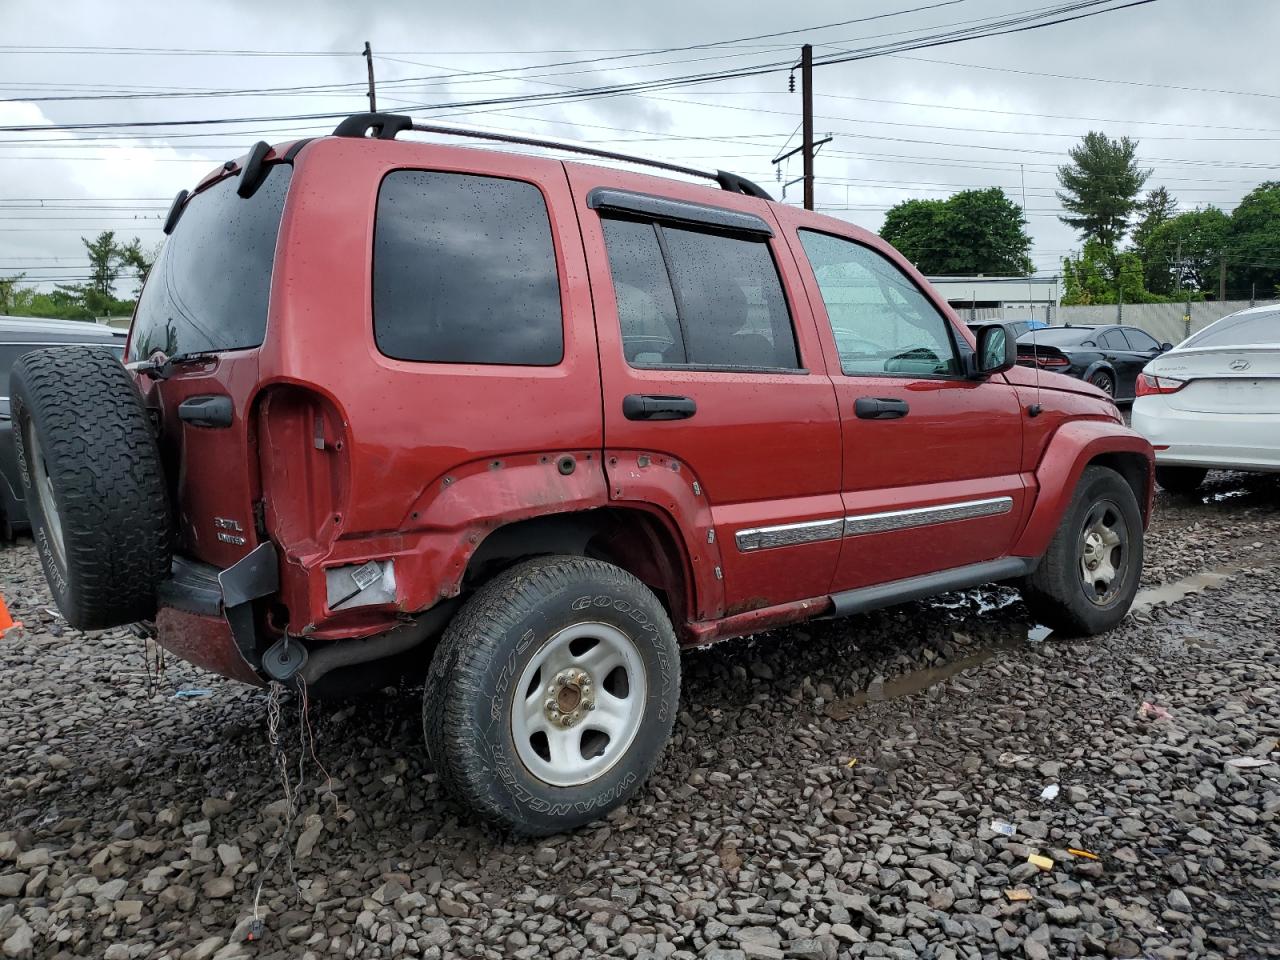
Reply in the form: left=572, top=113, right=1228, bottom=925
left=10, top=113, right=1153, bottom=834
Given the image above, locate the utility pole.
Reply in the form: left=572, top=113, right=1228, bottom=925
left=364, top=41, right=377, bottom=113
left=1218, top=255, right=1227, bottom=302
left=801, top=43, right=814, bottom=211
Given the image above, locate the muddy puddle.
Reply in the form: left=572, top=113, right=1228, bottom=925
left=825, top=565, right=1241, bottom=719
left=1132, top=565, right=1239, bottom=613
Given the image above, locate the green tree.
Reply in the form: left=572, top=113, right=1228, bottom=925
left=117, top=238, right=157, bottom=296
left=880, top=188, right=1032, bottom=276
left=0, top=274, right=24, bottom=314
left=1056, top=132, right=1152, bottom=249
left=1062, top=240, right=1171, bottom=306
left=1226, top=181, right=1280, bottom=298
left=1131, top=186, right=1177, bottom=288
left=1141, top=207, right=1230, bottom=296
left=83, top=230, right=121, bottom=301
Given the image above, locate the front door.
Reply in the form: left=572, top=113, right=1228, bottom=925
left=782, top=220, right=1028, bottom=593
left=569, top=169, right=843, bottom=620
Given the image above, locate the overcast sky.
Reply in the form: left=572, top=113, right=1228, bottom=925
left=3, top=0, right=1278, bottom=295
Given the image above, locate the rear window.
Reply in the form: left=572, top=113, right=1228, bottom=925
left=1183, top=311, right=1279, bottom=349
left=1018, top=327, right=1095, bottom=346
left=372, top=171, right=563, bottom=366
left=129, top=164, right=292, bottom=361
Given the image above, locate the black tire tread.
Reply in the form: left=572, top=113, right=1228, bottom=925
left=423, top=555, right=679, bottom=835
left=10, top=346, right=171, bottom=628
left=1021, top=465, right=1141, bottom=636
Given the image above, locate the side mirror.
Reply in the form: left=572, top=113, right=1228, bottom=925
left=1160, top=342, right=1174, bottom=352
left=973, top=323, right=1017, bottom=377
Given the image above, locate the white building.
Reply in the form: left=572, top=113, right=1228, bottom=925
left=926, top=276, right=1061, bottom=322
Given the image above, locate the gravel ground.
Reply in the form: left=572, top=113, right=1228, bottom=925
left=1, top=472, right=1278, bottom=960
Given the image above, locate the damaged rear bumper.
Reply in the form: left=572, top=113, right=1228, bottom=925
left=151, top=543, right=280, bottom=686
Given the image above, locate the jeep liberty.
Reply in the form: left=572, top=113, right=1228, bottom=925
left=9, top=113, right=1154, bottom=834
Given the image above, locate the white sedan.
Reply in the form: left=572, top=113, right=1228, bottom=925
left=1132, top=305, right=1279, bottom=493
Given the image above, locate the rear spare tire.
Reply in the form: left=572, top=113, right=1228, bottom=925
left=9, top=346, right=171, bottom=629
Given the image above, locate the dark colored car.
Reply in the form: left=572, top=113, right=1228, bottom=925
left=1016, top=324, right=1173, bottom=400
left=9, top=113, right=1152, bottom=834
left=968, top=318, right=1047, bottom=340
left=0, top=317, right=125, bottom=539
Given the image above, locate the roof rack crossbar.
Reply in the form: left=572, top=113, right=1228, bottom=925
left=330, top=113, right=772, bottom=201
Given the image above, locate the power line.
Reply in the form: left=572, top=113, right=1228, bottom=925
left=0, top=1, right=1160, bottom=134
left=889, top=53, right=1280, bottom=101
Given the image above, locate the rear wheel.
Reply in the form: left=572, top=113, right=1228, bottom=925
left=1020, top=465, right=1143, bottom=636
left=9, top=347, right=171, bottom=629
left=423, top=556, right=680, bottom=835
left=1087, top=369, right=1115, bottom=396
left=1155, top=466, right=1207, bottom=495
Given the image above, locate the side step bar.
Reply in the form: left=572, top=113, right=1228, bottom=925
left=829, top=557, right=1037, bottom=618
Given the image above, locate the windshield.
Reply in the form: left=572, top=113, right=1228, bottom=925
left=1182, top=310, right=1279, bottom=349
left=128, top=164, right=292, bottom=362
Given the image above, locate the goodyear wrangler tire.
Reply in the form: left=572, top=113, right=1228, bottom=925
left=1019, top=465, right=1142, bottom=637
left=424, top=555, right=680, bottom=835
left=9, top=346, right=171, bottom=629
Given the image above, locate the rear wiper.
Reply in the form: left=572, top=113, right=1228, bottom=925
left=127, top=351, right=219, bottom=381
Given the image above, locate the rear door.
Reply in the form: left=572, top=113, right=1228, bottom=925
left=567, top=167, right=843, bottom=619
left=1097, top=327, right=1145, bottom=398
left=780, top=218, right=1028, bottom=592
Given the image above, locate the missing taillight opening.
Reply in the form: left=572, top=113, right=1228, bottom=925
left=1136, top=373, right=1186, bottom=397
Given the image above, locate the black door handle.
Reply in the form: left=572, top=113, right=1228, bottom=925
left=177, top=394, right=233, bottom=428
left=855, top=397, right=909, bottom=420
left=622, top=394, right=697, bottom=421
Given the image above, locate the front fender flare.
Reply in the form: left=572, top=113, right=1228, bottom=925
left=1012, top=419, right=1153, bottom=559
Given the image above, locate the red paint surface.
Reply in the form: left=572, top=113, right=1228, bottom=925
left=131, top=133, right=1152, bottom=679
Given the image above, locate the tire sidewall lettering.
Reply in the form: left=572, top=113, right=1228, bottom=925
left=475, top=579, right=679, bottom=828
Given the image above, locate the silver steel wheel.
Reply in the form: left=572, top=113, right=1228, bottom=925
left=26, top=427, right=67, bottom=569
left=1079, top=498, right=1128, bottom=606
left=511, top=622, right=647, bottom=788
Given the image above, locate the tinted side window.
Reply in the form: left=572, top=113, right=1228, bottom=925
left=1122, top=327, right=1159, bottom=351
left=601, top=219, right=685, bottom=366
left=661, top=228, right=798, bottom=369
left=798, top=231, right=959, bottom=377
left=600, top=218, right=799, bottom=370
left=1098, top=329, right=1127, bottom=350
left=373, top=171, right=563, bottom=365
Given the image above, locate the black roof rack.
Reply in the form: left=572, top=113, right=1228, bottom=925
left=331, top=112, right=773, bottom=201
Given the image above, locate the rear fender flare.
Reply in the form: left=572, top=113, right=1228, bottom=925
left=1012, top=420, right=1154, bottom=558
left=1080, top=359, right=1117, bottom=386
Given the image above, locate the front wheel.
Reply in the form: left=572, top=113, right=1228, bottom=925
left=1020, top=465, right=1143, bottom=636
left=423, top=556, right=680, bottom=835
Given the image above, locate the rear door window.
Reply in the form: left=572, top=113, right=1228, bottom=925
left=129, top=164, right=292, bottom=361
left=373, top=171, right=563, bottom=365
left=1098, top=329, right=1128, bottom=350
left=798, top=230, right=960, bottom=377
left=600, top=217, right=799, bottom=370
left=1122, top=327, right=1160, bottom=351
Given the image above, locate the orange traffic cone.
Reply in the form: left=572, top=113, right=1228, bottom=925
left=0, top=593, right=21, bottom=637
